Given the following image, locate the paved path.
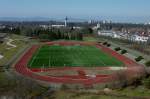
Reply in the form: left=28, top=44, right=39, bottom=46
left=0, top=54, right=4, bottom=59
left=6, top=38, right=17, bottom=50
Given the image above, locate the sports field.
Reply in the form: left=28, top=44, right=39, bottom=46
left=28, top=45, right=124, bottom=68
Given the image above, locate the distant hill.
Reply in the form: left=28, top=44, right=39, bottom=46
left=0, top=17, right=54, bottom=21
left=0, top=17, right=88, bottom=22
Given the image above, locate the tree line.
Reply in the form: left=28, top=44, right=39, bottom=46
left=0, top=26, right=87, bottom=41
left=37, top=28, right=83, bottom=41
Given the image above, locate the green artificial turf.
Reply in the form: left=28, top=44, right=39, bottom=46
left=28, top=45, right=124, bottom=68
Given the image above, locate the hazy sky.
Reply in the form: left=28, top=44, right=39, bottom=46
left=0, top=0, right=150, bottom=22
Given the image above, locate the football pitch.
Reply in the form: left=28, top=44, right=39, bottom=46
left=28, top=45, right=124, bottom=68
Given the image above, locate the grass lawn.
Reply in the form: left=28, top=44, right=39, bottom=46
left=83, top=37, right=98, bottom=41
left=115, top=86, right=150, bottom=97
left=51, top=90, right=129, bottom=99
left=51, top=89, right=150, bottom=99
left=0, top=34, right=28, bottom=65
left=28, top=45, right=124, bottom=68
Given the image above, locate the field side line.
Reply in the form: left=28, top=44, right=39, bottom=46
left=30, top=46, right=41, bottom=66
left=49, top=46, right=50, bottom=68
left=30, top=47, right=40, bottom=66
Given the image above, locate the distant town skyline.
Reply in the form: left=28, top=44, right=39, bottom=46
left=0, top=0, right=150, bottom=23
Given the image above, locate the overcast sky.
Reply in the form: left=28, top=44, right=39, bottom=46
left=0, top=0, right=150, bottom=22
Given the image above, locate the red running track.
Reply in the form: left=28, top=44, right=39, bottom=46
left=96, top=44, right=140, bottom=67
left=15, top=41, right=144, bottom=87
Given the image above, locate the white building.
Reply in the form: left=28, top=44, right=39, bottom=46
left=98, top=30, right=150, bottom=43
left=0, top=25, right=6, bottom=29
left=98, top=30, right=115, bottom=37
left=93, top=23, right=101, bottom=30
left=98, top=30, right=125, bottom=39
left=113, top=33, right=122, bottom=39
left=40, top=24, right=65, bottom=29
left=51, top=25, right=65, bottom=28
left=73, top=26, right=82, bottom=29
left=116, top=32, right=129, bottom=39
left=39, top=25, right=51, bottom=29
left=131, top=35, right=149, bottom=42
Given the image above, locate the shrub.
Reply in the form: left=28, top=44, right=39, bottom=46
left=121, top=50, right=127, bottom=54
left=61, top=84, right=69, bottom=90
left=135, top=56, right=144, bottom=62
left=114, top=47, right=121, bottom=51
left=142, top=77, right=150, bottom=89
left=103, top=42, right=108, bottom=45
left=145, top=61, right=150, bottom=67
left=135, top=58, right=141, bottom=62
left=139, top=56, right=144, bottom=59
left=107, top=44, right=111, bottom=47
left=130, top=77, right=142, bottom=88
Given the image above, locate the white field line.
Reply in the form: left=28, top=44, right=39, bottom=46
left=29, top=47, right=41, bottom=66
left=49, top=58, right=50, bottom=67
left=49, top=46, right=51, bottom=67
left=109, top=67, right=127, bottom=70
left=97, top=58, right=107, bottom=66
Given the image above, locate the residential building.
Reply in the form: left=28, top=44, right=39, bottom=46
left=98, top=30, right=149, bottom=43
left=131, top=35, right=149, bottom=42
